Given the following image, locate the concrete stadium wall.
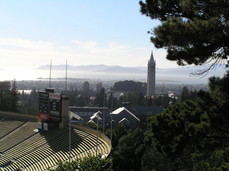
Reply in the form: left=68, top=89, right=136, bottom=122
left=0, top=110, right=37, bottom=120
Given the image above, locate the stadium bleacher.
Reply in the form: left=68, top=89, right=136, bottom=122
left=0, top=112, right=111, bottom=171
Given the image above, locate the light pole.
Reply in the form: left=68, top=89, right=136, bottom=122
left=106, top=90, right=114, bottom=145
left=103, top=92, right=105, bottom=133
left=69, top=115, right=71, bottom=162
left=69, top=111, right=83, bottom=162
left=109, top=92, right=113, bottom=146
left=90, top=111, right=102, bottom=156
left=110, top=116, right=113, bottom=145
left=96, top=117, right=99, bottom=156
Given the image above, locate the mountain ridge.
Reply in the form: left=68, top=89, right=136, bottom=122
left=38, top=64, right=146, bottom=73
left=37, top=64, right=226, bottom=74
left=37, top=64, right=227, bottom=83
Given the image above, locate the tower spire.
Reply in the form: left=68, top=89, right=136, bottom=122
left=150, top=50, right=155, bottom=62
left=146, top=50, right=156, bottom=97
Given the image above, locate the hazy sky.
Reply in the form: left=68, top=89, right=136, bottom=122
left=0, top=0, right=181, bottom=80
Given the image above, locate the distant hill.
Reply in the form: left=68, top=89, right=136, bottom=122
left=37, top=64, right=227, bottom=83
left=38, top=64, right=146, bottom=73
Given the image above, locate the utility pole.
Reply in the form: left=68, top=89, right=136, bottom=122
left=103, top=92, right=106, bottom=133
left=49, top=59, right=52, bottom=88
left=65, top=59, right=68, bottom=92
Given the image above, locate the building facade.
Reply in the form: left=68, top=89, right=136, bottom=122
left=146, top=51, right=156, bottom=97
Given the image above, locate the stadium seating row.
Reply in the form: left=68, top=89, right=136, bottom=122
left=0, top=115, right=110, bottom=171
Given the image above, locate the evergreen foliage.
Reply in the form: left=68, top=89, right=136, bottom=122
left=78, top=155, right=111, bottom=171
left=136, top=3, right=229, bottom=168
left=140, top=0, right=229, bottom=67
left=52, top=160, right=78, bottom=171
left=10, top=79, right=18, bottom=112
left=112, top=80, right=146, bottom=94
left=94, top=88, right=106, bottom=107
left=18, top=88, right=38, bottom=115
left=0, top=80, right=19, bottom=112
left=180, top=86, right=198, bottom=102
left=113, top=128, right=145, bottom=170
left=51, top=155, right=110, bottom=171
left=144, top=72, right=229, bottom=170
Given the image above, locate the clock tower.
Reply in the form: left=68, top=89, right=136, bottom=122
left=146, top=51, right=156, bottom=97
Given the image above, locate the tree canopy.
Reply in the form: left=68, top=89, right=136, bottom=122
left=145, top=72, right=229, bottom=170
left=51, top=155, right=111, bottom=171
left=112, top=80, right=146, bottom=94
left=140, top=0, right=229, bottom=67
left=0, top=81, right=18, bottom=112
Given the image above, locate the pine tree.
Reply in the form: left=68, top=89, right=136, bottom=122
left=140, top=0, right=229, bottom=69
left=10, top=79, right=18, bottom=112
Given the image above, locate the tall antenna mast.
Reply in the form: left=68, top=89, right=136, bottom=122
left=49, top=59, right=52, bottom=88
left=65, top=59, right=68, bottom=91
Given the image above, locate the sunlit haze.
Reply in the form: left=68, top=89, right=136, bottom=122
left=0, top=0, right=182, bottom=81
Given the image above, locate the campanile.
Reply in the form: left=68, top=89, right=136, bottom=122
left=146, top=51, right=156, bottom=97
